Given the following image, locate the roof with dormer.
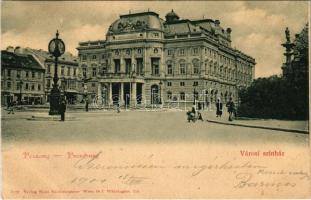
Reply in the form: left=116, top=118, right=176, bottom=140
left=1, top=50, right=45, bottom=71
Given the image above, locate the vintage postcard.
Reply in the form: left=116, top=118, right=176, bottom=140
left=1, top=1, right=310, bottom=198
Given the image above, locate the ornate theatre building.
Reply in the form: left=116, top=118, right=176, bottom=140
left=77, top=10, right=255, bottom=108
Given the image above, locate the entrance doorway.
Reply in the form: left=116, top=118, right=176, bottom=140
left=151, top=84, right=159, bottom=104
left=112, top=83, right=120, bottom=105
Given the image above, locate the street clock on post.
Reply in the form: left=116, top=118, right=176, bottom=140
left=48, top=31, right=65, bottom=57
left=48, top=30, right=66, bottom=115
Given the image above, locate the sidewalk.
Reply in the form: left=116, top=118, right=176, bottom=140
left=202, top=110, right=309, bottom=134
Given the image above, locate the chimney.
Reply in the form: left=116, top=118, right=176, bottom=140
left=14, top=46, right=24, bottom=54
left=215, top=20, right=220, bottom=26
left=226, top=28, right=232, bottom=39
left=6, top=46, right=14, bottom=53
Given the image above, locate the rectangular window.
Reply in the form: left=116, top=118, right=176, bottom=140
left=167, top=64, right=173, bottom=75
left=180, top=92, right=185, bottom=101
left=73, top=68, right=77, bottom=76
left=125, top=59, right=132, bottom=74
left=82, top=55, right=87, bottom=61
left=136, top=58, right=143, bottom=75
left=82, top=68, right=87, bottom=78
left=38, top=84, right=41, bottom=91
left=92, top=68, right=97, bottom=77
left=7, top=69, right=11, bottom=77
left=168, top=49, right=173, bottom=56
left=167, top=92, right=172, bottom=100
left=32, top=71, right=35, bottom=78
left=26, top=71, right=29, bottom=78
left=180, top=82, right=185, bottom=86
left=114, top=59, right=120, bottom=73
left=180, top=63, right=186, bottom=75
left=16, top=70, right=21, bottom=78
left=61, top=67, right=64, bottom=76
left=25, top=83, right=29, bottom=90
left=47, top=79, right=51, bottom=88
left=193, top=81, right=198, bottom=86
left=31, top=84, right=35, bottom=91
left=7, top=81, right=11, bottom=89
left=151, top=58, right=160, bottom=75
left=47, top=64, right=51, bottom=73
left=67, top=67, right=71, bottom=76
left=179, top=49, right=185, bottom=56
left=193, top=48, right=198, bottom=55
left=167, top=82, right=172, bottom=87
left=92, top=55, right=97, bottom=60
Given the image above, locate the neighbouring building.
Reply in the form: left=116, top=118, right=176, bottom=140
left=1, top=49, right=45, bottom=105
left=22, top=47, right=80, bottom=104
left=77, top=10, right=255, bottom=108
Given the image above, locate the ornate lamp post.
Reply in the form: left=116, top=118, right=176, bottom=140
left=19, top=80, right=23, bottom=105
left=159, top=80, right=163, bottom=104
left=193, top=82, right=197, bottom=105
left=48, top=30, right=65, bottom=115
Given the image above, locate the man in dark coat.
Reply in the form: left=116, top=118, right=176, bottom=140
left=59, top=99, right=66, bottom=121
left=216, top=98, right=223, bottom=117
left=85, top=98, right=89, bottom=112
left=226, top=97, right=235, bottom=121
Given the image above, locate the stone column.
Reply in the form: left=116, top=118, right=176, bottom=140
left=97, top=83, right=102, bottom=105
left=109, top=82, right=113, bottom=105
left=141, top=83, right=146, bottom=105
left=120, top=82, right=124, bottom=106
left=131, top=82, right=137, bottom=106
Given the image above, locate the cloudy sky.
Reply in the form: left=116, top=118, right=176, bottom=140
left=1, top=1, right=309, bottom=77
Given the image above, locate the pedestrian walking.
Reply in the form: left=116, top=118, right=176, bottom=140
left=216, top=98, right=223, bottom=117
left=226, top=97, right=235, bottom=121
left=117, top=102, right=121, bottom=113
left=59, top=99, right=67, bottom=121
left=85, top=98, right=89, bottom=112
left=7, top=100, right=15, bottom=114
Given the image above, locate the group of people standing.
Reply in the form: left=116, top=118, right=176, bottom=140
left=216, top=97, right=236, bottom=121
left=188, top=97, right=236, bottom=122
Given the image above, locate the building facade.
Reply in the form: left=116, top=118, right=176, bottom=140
left=1, top=49, right=45, bottom=105
left=77, top=10, right=256, bottom=108
left=21, top=48, right=80, bottom=104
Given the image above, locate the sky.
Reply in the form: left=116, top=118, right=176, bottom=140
left=1, top=1, right=309, bottom=78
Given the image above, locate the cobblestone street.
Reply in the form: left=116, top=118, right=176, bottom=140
left=2, top=109, right=308, bottom=145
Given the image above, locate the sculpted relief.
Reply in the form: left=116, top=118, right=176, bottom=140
left=117, top=20, right=149, bottom=32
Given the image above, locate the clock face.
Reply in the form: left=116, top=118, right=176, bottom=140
left=48, top=39, right=65, bottom=56
left=58, top=40, right=65, bottom=54
left=48, top=40, right=56, bottom=54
